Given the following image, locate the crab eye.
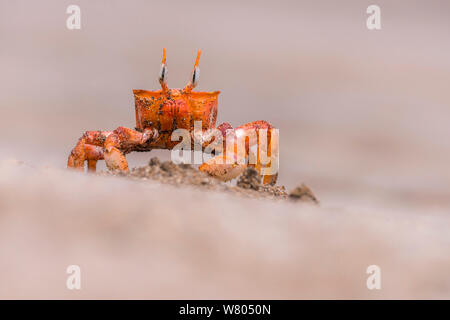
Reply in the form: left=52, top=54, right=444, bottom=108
left=183, top=50, right=201, bottom=92
left=159, top=64, right=167, bottom=82
left=192, top=66, right=200, bottom=86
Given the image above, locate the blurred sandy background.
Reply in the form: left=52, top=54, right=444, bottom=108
left=0, top=0, right=449, bottom=299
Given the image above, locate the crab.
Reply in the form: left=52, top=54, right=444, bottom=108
left=67, top=49, right=278, bottom=184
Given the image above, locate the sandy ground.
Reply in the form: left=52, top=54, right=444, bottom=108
left=1, top=0, right=450, bottom=299
left=0, top=160, right=449, bottom=299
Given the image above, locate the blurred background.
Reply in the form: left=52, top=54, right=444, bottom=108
left=1, top=0, right=450, bottom=209
left=1, top=0, right=450, bottom=299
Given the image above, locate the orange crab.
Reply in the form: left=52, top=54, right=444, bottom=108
left=67, top=49, right=278, bottom=184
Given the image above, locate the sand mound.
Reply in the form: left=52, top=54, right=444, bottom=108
left=104, top=157, right=317, bottom=202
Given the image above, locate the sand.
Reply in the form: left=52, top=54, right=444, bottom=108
left=104, top=157, right=317, bottom=202
left=1, top=0, right=450, bottom=299
left=0, top=159, right=449, bottom=299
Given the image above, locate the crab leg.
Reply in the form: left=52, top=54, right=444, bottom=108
left=199, top=120, right=279, bottom=185
left=84, top=144, right=104, bottom=172
left=103, top=127, right=158, bottom=172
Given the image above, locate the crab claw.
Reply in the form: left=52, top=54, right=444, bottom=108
left=68, top=127, right=159, bottom=173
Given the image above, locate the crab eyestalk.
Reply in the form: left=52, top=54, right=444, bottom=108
left=184, top=50, right=201, bottom=93
left=159, top=48, right=169, bottom=93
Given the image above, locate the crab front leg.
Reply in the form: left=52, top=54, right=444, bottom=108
left=68, top=127, right=158, bottom=172
left=103, top=127, right=158, bottom=172
left=68, top=130, right=111, bottom=172
left=200, top=120, right=279, bottom=185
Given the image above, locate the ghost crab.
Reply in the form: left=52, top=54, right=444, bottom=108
left=67, top=49, right=278, bottom=184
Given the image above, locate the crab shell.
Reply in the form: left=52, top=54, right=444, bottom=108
left=133, top=88, right=220, bottom=149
